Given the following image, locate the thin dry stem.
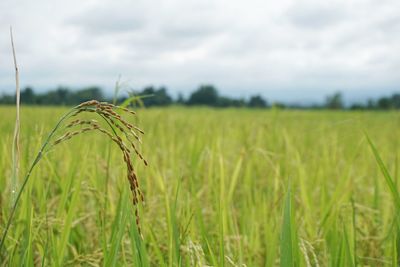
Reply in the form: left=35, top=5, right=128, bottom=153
left=10, top=27, right=20, bottom=207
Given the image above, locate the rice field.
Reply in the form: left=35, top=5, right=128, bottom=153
left=0, top=106, right=399, bottom=266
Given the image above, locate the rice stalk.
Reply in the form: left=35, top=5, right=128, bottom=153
left=0, top=100, right=147, bottom=255
left=10, top=27, right=20, bottom=207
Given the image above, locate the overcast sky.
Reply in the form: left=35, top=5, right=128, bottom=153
left=1, top=0, right=399, bottom=102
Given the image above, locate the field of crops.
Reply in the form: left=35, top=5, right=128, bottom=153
left=0, top=106, right=399, bottom=266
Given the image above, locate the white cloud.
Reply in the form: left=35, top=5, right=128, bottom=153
left=0, top=0, right=399, bottom=101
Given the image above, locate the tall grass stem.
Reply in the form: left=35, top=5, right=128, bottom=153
left=10, top=27, right=20, bottom=208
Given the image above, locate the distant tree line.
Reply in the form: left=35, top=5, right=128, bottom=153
left=13, top=86, right=105, bottom=106
left=0, top=84, right=269, bottom=108
left=320, top=92, right=400, bottom=110
left=0, top=85, right=399, bottom=110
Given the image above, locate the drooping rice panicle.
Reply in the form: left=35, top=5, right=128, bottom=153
left=49, top=100, right=147, bottom=233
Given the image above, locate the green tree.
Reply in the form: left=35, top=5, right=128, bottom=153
left=137, top=86, right=173, bottom=107
left=248, top=95, right=268, bottom=108
left=391, top=94, right=400, bottom=108
left=20, top=87, right=35, bottom=104
left=377, top=97, right=391, bottom=109
left=187, top=85, right=219, bottom=106
left=0, top=94, right=14, bottom=104
left=325, top=92, right=344, bottom=109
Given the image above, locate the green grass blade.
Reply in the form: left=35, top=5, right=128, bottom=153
left=56, top=179, right=81, bottom=266
left=129, top=212, right=149, bottom=267
left=343, top=223, right=355, bottom=267
left=280, top=184, right=299, bottom=267
left=366, top=134, right=400, bottom=211
left=104, top=190, right=130, bottom=267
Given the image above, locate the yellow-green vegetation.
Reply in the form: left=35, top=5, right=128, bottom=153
left=0, top=106, right=399, bottom=266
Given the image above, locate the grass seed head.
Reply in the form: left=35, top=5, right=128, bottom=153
left=51, top=100, right=147, bottom=232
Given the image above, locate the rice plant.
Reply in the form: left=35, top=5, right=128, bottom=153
left=0, top=100, right=147, bottom=264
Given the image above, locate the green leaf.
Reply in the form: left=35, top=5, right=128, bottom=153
left=280, top=184, right=299, bottom=267
left=366, top=134, right=400, bottom=211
